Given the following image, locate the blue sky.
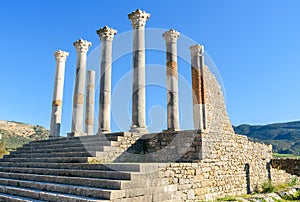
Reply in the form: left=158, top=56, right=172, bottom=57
left=0, top=1, right=299, bottom=135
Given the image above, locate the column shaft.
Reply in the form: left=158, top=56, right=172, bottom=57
left=50, top=50, right=69, bottom=138
left=128, top=9, right=150, bottom=133
left=85, top=70, right=95, bottom=135
left=70, top=39, right=92, bottom=136
left=190, top=44, right=207, bottom=130
left=96, top=26, right=117, bottom=134
left=163, top=29, right=180, bottom=131
left=132, top=29, right=146, bottom=130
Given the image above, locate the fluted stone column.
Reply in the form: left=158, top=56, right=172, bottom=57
left=85, top=70, right=95, bottom=135
left=128, top=9, right=150, bottom=133
left=96, top=26, right=117, bottom=134
left=190, top=44, right=207, bottom=130
left=70, top=39, right=92, bottom=137
left=50, top=50, right=69, bottom=138
left=163, top=29, right=180, bottom=131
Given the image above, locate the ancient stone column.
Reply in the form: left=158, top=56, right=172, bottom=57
left=163, top=29, right=180, bottom=131
left=190, top=44, right=207, bottom=130
left=85, top=70, right=95, bottom=135
left=128, top=9, right=150, bottom=133
left=70, top=39, right=92, bottom=137
left=50, top=50, right=69, bottom=138
left=96, top=26, right=117, bottom=134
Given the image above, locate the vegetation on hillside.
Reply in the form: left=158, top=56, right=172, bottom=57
left=0, top=121, right=49, bottom=151
left=234, top=121, right=300, bottom=155
left=0, top=142, right=8, bottom=158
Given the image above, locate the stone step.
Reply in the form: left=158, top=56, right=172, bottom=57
left=0, top=172, right=129, bottom=190
left=0, top=184, right=111, bottom=201
left=93, top=151, right=121, bottom=160
left=13, top=145, right=117, bottom=154
left=27, top=134, right=126, bottom=147
left=29, top=132, right=126, bottom=146
left=0, top=178, right=125, bottom=200
left=0, top=157, right=90, bottom=163
left=0, top=166, right=133, bottom=180
left=4, top=151, right=96, bottom=159
left=0, top=192, right=46, bottom=202
left=20, top=141, right=119, bottom=151
left=3, top=152, right=122, bottom=163
left=0, top=170, right=165, bottom=189
left=0, top=176, right=171, bottom=201
left=24, top=139, right=114, bottom=147
left=118, top=185, right=173, bottom=200
left=0, top=162, right=158, bottom=172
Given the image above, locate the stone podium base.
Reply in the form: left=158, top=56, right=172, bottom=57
left=67, top=132, right=87, bottom=137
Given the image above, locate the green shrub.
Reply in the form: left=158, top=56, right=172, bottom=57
left=262, top=180, right=275, bottom=193
left=0, top=142, right=8, bottom=158
left=281, top=189, right=300, bottom=200
left=288, top=177, right=298, bottom=186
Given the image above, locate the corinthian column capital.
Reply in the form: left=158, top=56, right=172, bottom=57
left=97, top=26, right=117, bottom=42
left=73, top=39, right=92, bottom=53
left=128, top=9, right=150, bottom=29
left=163, top=29, right=180, bottom=43
left=54, top=50, right=69, bottom=62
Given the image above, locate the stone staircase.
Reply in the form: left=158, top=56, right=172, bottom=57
left=0, top=134, right=175, bottom=201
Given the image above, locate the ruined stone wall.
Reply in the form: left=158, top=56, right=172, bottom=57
left=271, top=158, right=300, bottom=176
left=115, top=130, right=203, bottom=162
left=111, top=64, right=298, bottom=201
left=156, top=159, right=297, bottom=201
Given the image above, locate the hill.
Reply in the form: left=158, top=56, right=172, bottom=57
left=0, top=120, right=49, bottom=151
left=234, top=121, right=300, bottom=155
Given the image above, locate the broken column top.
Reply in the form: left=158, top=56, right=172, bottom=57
left=190, top=44, right=204, bottom=56
left=73, top=39, right=92, bottom=52
left=54, top=50, right=69, bottom=61
left=163, top=29, right=180, bottom=43
left=128, top=9, right=150, bottom=29
left=96, top=26, right=117, bottom=41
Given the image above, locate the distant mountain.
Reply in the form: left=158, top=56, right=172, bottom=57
left=234, top=121, right=300, bottom=155
left=0, top=120, right=49, bottom=151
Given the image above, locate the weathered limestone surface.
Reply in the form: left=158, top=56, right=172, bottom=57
left=70, top=39, right=92, bottom=137
left=50, top=50, right=69, bottom=138
left=85, top=70, right=95, bottom=135
left=1, top=131, right=298, bottom=202
left=13, top=9, right=300, bottom=202
left=97, top=26, right=117, bottom=134
left=163, top=29, right=180, bottom=131
left=190, top=44, right=207, bottom=130
left=109, top=59, right=298, bottom=201
left=128, top=9, right=150, bottom=133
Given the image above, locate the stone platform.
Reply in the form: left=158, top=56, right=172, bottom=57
left=0, top=131, right=298, bottom=201
left=0, top=133, right=179, bottom=201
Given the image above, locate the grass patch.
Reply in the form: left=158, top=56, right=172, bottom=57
left=216, top=196, right=237, bottom=201
left=288, top=177, right=298, bottom=186
left=281, top=189, right=300, bottom=200
left=273, top=153, right=300, bottom=159
left=262, top=180, right=275, bottom=193
left=274, top=183, right=289, bottom=191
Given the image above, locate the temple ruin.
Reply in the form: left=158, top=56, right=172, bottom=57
left=0, top=9, right=298, bottom=202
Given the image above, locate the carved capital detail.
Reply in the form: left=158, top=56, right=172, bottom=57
left=54, top=50, right=69, bottom=61
left=73, top=39, right=92, bottom=53
left=163, top=29, right=180, bottom=43
left=97, top=26, right=117, bottom=42
left=190, top=44, right=204, bottom=57
left=128, top=9, right=150, bottom=29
